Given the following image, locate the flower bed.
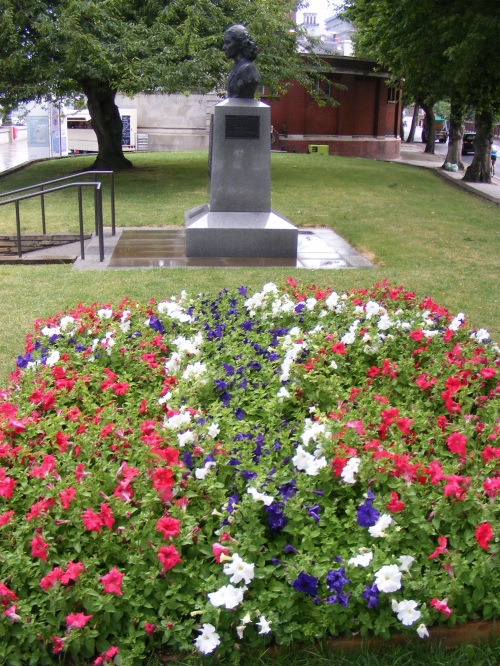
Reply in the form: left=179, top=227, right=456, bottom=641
left=0, top=279, right=498, bottom=665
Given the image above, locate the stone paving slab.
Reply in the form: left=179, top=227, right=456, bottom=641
left=72, top=226, right=374, bottom=271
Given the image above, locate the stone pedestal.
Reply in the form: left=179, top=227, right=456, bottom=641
left=185, top=98, right=297, bottom=258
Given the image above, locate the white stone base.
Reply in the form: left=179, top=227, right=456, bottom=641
left=185, top=205, right=298, bottom=258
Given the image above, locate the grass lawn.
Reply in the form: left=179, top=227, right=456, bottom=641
left=0, top=153, right=499, bottom=664
left=0, top=151, right=498, bottom=385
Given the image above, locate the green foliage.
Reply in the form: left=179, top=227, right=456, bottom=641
left=343, top=0, right=500, bottom=115
left=0, top=0, right=315, bottom=105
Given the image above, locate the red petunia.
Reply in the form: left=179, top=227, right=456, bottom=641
left=99, top=503, right=115, bottom=530
left=100, top=567, right=124, bottom=595
left=156, top=515, right=181, bottom=540
left=82, top=509, right=103, bottom=533
left=40, top=567, right=64, bottom=591
left=212, top=542, right=230, bottom=563
left=430, top=597, right=453, bottom=617
left=157, top=545, right=182, bottom=571
left=474, top=522, right=493, bottom=550
left=51, top=636, right=67, bottom=654
left=0, top=510, right=14, bottom=527
left=428, top=536, right=448, bottom=559
left=66, top=612, right=92, bottom=630
left=60, top=561, right=85, bottom=585
left=0, top=582, right=18, bottom=605
left=0, top=468, right=16, bottom=499
left=59, top=487, right=76, bottom=510
left=446, top=432, right=467, bottom=459
left=144, top=622, right=157, bottom=636
left=386, top=491, right=405, bottom=514
left=30, top=534, right=49, bottom=561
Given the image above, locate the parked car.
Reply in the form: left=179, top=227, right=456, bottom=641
left=462, top=132, right=476, bottom=155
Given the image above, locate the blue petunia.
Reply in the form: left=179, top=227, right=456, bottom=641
left=326, top=567, right=350, bottom=593
left=361, top=583, right=379, bottom=609
left=292, top=571, right=319, bottom=598
left=265, top=502, right=288, bottom=532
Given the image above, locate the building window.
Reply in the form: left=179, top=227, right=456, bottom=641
left=388, top=87, right=400, bottom=103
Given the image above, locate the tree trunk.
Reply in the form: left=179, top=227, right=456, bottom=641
left=443, top=97, right=465, bottom=169
left=82, top=81, right=133, bottom=171
left=406, top=103, right=419, bottom=143
left=400, top=108, right=405, bottom=141
left=463, top=109, right=493, bottom=183
left=420, top=101, right=435, bottom=154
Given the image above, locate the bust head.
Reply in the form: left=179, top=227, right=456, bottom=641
left=223, top=24, right=258, bottom=61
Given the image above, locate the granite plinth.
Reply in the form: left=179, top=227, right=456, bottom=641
left=209, top=99, right=271, bottom=212
left=185, top=205, right=297, bottom=258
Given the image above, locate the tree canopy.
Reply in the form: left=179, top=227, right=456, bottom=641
left=343, top=0, right=500, bottom=182
left=0, top=0, right=315, bottom=169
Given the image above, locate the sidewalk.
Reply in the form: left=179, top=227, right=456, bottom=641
left=391, top=143, right=500, bottom=205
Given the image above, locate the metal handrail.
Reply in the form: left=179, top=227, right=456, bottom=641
left=0, top=170, right=115, bottom=235
left=0, top=182, right=105, bottom=262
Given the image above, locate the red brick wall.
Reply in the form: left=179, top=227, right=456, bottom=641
left=263, top=56, right=401, bottom=159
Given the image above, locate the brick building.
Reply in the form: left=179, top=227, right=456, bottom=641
left=263, top=55, right=402, bottom=160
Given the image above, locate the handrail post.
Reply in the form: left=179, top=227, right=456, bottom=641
left=95, top=185, right=105, bottom=262
left=15, top=201, right=22, bottom=258
left=78, top=186, right=85, bottom=260
left=110, top=172, right=116, bottom=236
left=41, top=184, right=46, bottom=234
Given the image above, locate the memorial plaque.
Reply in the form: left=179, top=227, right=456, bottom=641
left=225, top=115, right=260, bottom=139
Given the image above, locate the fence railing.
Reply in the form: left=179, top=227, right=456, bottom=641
left=0, top=171, right=115, bottom=262
left=0, top=182, right=105, bottom=261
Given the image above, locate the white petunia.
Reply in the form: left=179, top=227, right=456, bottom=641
left=417, top=623, right=429, bottom=638
left=348, top=550, right=373, bottom=568
left=448, top=312, right=465, bottom=331
left=182, top=361, right=207, bottom=380
left=277, top=386, right=290, bottom=401
left=256, top=616, right=272, bottom=634
left=368, top=513, right=393, bottom=537
left=471, top=328, right=490, bottom=342
left=374, top=565, right=402, bottom=593
left=195, top=461, right=216, bottom=480
left=292, top=445, right=327, bottom=476
left=45, top=350, right=60, bottom=366
left=207, top=423, right=220, bottom=438
left=398, top=555, right=415, bottom=572
left=164, top=410, right=192, bottom=430
left=41, top=325, right=61, bottom=338
left=208, top=584, right=247, bottom=609
left=59, top=315, right=75, bottom=331
left=301, top=420, right=326, bottom=446
left=364, top=301, right=383, bottom=318
left=223, top=553, right=255, bottom=585
left=247, top=487, right=274, bottom=506
left=392, top=599, right=421, bottom=626
left=194, top=623, right=220, bottom=654
left=378, top=314, right=393, bottom=331
left=164, top=352, right=181, bottom=373
left=341, top=457, right=361, bottom=484
left=305, top=297, right=317, bottom=311
left=97, top=307, right=113, bottom=319
left=177, top=430, right=195, bottom=448
left=325, top=292, right=340, bottom=310
left=236, top=613, right=252, bottom=640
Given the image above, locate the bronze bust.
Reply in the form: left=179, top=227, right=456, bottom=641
left=223, top=24, right=261, bottom=99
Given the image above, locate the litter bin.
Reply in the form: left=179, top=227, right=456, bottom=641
left=308, top=144, right=328, bottom=155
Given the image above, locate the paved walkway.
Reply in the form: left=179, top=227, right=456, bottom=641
left=392, top=143, right=500, bottom=205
